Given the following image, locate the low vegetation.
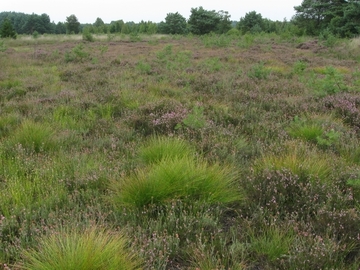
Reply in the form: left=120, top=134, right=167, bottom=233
left=0, top=33, right=359, bottom=269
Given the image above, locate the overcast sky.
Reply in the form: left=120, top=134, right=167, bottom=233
left=2, top=0, right=301, bottom=24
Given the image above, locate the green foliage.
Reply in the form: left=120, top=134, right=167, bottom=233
left=163, top=12, right=187, bottom=34
left=82, top=27, right=94, bottom=42
left=248, top=62, right=270, bottom=79
left=319, top=28, right=338, bottom=47
left=138, top=136, right=195, bottom=165
left=202, top=33, right=232, bottom=48
left=188, top=6, right=231, bottom=35
left=288, top=121, right=324, bottom=143
left=316, top=129, right=341, bottom=148
left=293, top=0, right=360, bottom=37
left=0, top=18, right=16, bottom=39
left=0, top=39, right=6, bottom=51
left=65, top=14, right=80, bottom=34
left=21, top=227, right=142, bottom=270
left=254, top=141, right=335, bottom=184
left=8, top=120, right=57, bottom=154
left=293, top=60, right=307, bottom=74
left=64, top=44, right=89, bottom=62
left=109, top=146, right=242, bottom=209
left=136, top=60, right=151, bottom=74
left=312, top=66, right=347, bottom=97
left=249, top=226, right=294, bottom=261
left=180, top=105, right=207, bottom=129
left=237, top=11, right=264, bottom=34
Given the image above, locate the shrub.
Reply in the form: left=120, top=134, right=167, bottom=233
left=20, top=226, right=142, bottom=270
left=248, top=62, right=270, bottom=79
left=129, top=98, right=188, bottom=135
left=82, top=28, right=94, bottom=42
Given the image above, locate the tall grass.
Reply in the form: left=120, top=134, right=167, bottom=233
left=20, top=226, right=142, bottom=270
left=7, top=120, right=57, bottom=153
left=137, top=136, right=196, bottom=164
left=110, top=156, right=242, bottom=209
left=253, top=140, right=335, bottom=184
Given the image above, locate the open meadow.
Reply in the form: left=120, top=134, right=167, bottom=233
left=0, top=33, right=360, bottom=269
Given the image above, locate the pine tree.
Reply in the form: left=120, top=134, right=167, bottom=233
left=0, top=18, right=17, bottom=39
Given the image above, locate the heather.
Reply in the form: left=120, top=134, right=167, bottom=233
left=0, top=33, right=359, bottom=269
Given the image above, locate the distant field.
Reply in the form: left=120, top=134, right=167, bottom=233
left=0, top=33, right=359, bottom=269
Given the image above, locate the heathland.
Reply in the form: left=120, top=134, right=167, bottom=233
left=0, top=33, right=360, bottom=269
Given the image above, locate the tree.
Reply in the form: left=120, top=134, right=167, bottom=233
left=237, top=11, right=264, bottom=34
left=329, top=0, right=360, bottom=37
left=0, top=18, right=16, bottom=38
left=163, top=12, right=187, bottom=34
left=188, top=6, right=221, bottom=35
left=55, top=22, right=66, bottom=34
left=293, top=0, right=347, bottom=35
left=109, top=20, right=124, bottom=33
left=216, top=10, right=232, bottom=34
left=66, top=14, right=80, bottom=34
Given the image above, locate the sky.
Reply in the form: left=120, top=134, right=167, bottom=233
left=1, top=0, right=301, bottom=24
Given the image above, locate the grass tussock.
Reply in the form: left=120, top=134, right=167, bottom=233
left=7, top=119, right=57, bottom=153
left=137, top=136, right=196, bottom=164
left=253, top=140, right=336, bottom=183
left=20, top=226, right=142, bottom=270
left=110, top=155, right=242, bottom=209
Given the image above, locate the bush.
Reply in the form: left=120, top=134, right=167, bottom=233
left=82, top=28, right=94, bottom=42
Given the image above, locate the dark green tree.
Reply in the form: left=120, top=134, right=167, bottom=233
left=188, top=6, right=221, bottom=35
left=217, top=10, right=232, bottom=34
left=237, top=11, right=264, bottom=33
left=0, top=18, right=17, bottom=38
left=163, top=12, right=187, bottom=34
left=55, top=22, right=66, bottom=34
left=293, top=0, right=347, bottom=35
left=109, top=20, right=124, bottom=33
left=329, top=0, right=360, bottom=37
left=66, top=14, right=80, bottom=34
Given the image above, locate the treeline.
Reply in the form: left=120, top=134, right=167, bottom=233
left=1, top=0, right=360, bottom=38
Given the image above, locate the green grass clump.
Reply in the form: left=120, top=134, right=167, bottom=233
left=110, top=156, right=242, bottom=209
left=287, top=120, right=324, bottom=143
left=254, top=141, right=335, bottom=183
left=138, top=136, right=196, bottom=164
left=249, top=226, right=294, bottom=262
left=8, top=120, right=57, bottom=153
left=20, top=226, right=142, bottom=270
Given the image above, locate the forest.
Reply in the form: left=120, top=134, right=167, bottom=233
left=1, top=0, right=360, bottom=38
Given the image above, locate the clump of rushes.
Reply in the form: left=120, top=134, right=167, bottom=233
left=8, top=119, right=57, bottom=153
left=110, top=137, right=242, bottom=209
left=138, top=136, right=196, bottom=164
left=20, top=226, right=142, bottom=270
left=111, top=156, right=242, bottom=209
left=253, top=140, right=335, bottom=184
left=287, top=117, right=324, bottom=143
